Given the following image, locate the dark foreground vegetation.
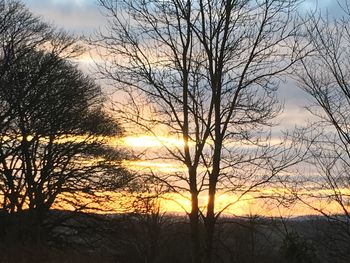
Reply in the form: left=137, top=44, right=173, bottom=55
left=0, top=210, right=349, bottom=263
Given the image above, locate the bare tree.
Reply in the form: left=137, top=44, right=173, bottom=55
left=95, top=0, right=307, bottom=262
left=124, top=179, right=167, bottom=263
left=293, top=3, right=350, bottom=261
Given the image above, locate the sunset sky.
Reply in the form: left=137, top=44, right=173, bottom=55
left=19, top=0, right=348, bottom=217
left=20, top=0, right=345, bottom=132
left=21, top=0, right=344, bottom=33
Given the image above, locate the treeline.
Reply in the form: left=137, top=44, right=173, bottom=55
left=0, top=0, right=350, bottom=263
left=0, top=210, right=347, bottom=263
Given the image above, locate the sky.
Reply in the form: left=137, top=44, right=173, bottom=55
left=19, top=0, right=346, bottom=158
left=19, top=0, right=349, bottom=134
left=21, top=0, right=344, bottom=33
left=20, top=0, right=346, bottom=132
left=22, top=0, right=105, bottom=34
left=18, top=0, right=348, bottom=216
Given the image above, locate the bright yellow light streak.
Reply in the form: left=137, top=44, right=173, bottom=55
left=0, top=134, right=106, bottom=144
left=50, top=186, right=350, bottom=217
left=124, top=160, right=188, bottom=173
left=117, top=135, right=188, bottom=148
left=123, top=160, right=210, bottom=173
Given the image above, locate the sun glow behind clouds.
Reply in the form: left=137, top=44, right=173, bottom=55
left=48, top=134, right=346, bottom=217
left=124, top=160, right=188, bottom=173
left=53, top=189, right=350, bottom=217
left=119, top=135, right=186, bottom=148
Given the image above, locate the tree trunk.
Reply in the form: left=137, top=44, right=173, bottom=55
left=204, top=190, right=216, bottom=263
left=190, top=191, right=201, bottom=263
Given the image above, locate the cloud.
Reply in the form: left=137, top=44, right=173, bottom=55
left=19, top=0, right=334, bottom=134
left=22, top=0, right=105, bottom=34
left=300, top=0, right=347, bottom=17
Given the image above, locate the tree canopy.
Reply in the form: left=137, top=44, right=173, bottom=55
left=0, top=1, right=130, bottom=240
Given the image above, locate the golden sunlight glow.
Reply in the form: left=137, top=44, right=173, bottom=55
left=124, top=160, right=188, bottom=173
left=164, top=190, right=347, bottom=217
left=53, top=189, right=349, bottom=217
left=117, top=135, right=187, bottom=148
left=6, top=132, right=347, bottom=217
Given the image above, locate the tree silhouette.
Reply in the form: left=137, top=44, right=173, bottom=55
left=95, top=0, right=307, bottom=262
left=0, top=0, right=130, bottom=243
left=292, top=3, right=350, bottom=260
